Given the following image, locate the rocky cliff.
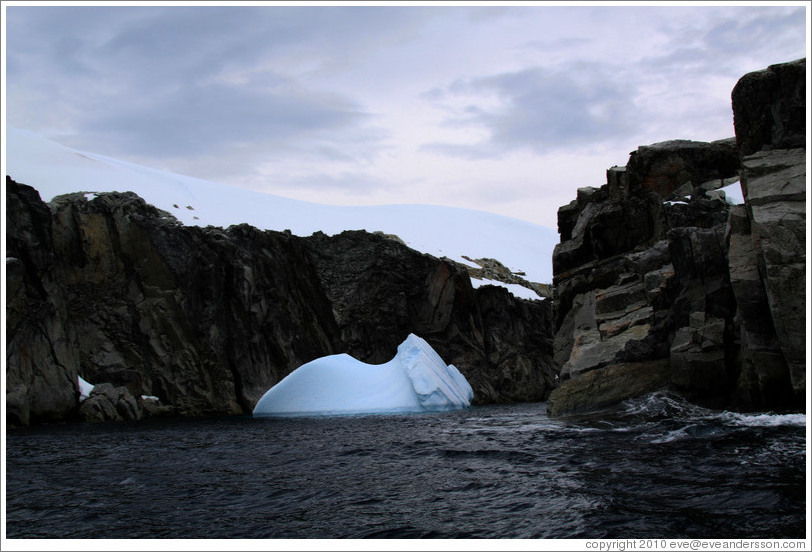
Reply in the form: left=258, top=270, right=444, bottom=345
left=6, top=59, right=805, bottom=426
left=6, top=180, right=554, bottom=426
left=547, top=58, right=806, bottom=415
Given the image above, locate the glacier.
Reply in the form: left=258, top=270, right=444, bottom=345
left=253, top=334, right=473, bottom=417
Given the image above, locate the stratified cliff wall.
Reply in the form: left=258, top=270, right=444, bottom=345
left=547, top=58, right=806, bottom=415
left=6, top=181, right=554, bottom=426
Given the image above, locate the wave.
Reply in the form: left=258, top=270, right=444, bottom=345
left=620, top=392, right=806, bottom=427
left=604, top=392, right=808, bottom=444
left=715, top=411, right=806, bottom=428
left=621, top=391, right=714, bottom=420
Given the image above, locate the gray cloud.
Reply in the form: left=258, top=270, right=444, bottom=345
left=5, top=6, right=420, bottom=163
left=641, top=6, right=807, bottom=78
left=701, top=7, right=807, bottom=59
left=423, top=63, right=637, bottom=158
left=80, top=80, right=369, bottom=157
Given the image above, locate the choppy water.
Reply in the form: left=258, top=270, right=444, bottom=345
left=5, top=393, right=807, bottom=539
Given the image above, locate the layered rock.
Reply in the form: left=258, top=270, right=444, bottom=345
left=728, top=148, right=806, bottom=406
left=6, top=178, right=554, bottom=426
left=548, top=58, right=806, bottom=415
left=724, top=61, right=806, bottom=408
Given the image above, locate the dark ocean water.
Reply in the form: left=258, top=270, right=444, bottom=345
left=4, top=393, right=807, bottom=539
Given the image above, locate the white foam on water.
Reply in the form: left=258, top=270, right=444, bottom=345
left=716, top=412, right=806, bottom=428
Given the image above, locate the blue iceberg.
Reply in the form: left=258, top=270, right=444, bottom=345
left=252, top=334, right=474, bottom=417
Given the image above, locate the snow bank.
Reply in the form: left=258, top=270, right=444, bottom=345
left=253, top=334, right=473, bottom=417
left=663, top=181, right=744, bottom=207
left=470, top=278, right=541, bottom=301
left=77, top=376, right=94, bottom=402
left=719, top=180, right=744, bottom=205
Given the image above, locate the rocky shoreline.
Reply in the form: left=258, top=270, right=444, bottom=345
left=5, top=59, right=806, bottom=426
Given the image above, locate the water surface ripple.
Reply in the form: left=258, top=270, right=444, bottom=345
left=5, top=395, right=806, bottom=539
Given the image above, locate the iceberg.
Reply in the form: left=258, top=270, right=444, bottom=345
left=253, top=334, right=473, bottom=417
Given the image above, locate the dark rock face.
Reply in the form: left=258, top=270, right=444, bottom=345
left=551, top=137, right=740, bottom=291
left=732, top=58, right=806, bottom=156
left=5, top=178, right=554, bottom=425
left=6, top=182, right=80, bottom=426
left=551, top=189, right=739, bottom=411
left=733, top=148, right=806, bottom=403
left=548, top=59, right=806, bottom=415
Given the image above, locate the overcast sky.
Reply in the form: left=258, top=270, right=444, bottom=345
left=3, top=2, right=808, bottom=228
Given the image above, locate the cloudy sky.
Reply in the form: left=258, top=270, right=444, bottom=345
left=3, top=2, right=808, bottom=228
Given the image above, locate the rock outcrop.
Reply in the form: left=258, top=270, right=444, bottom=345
left=548, top=58, right=806, bottom=415
left=732, top=58, right=806, bottom=156
left=461, top=256, right=551, bottom=298
left=6, top=179, right=554, bottom=426
left=77, top=383, right=142, bottom=423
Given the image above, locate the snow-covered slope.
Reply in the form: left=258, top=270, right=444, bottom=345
left=5, top=126, right=558, bottom=290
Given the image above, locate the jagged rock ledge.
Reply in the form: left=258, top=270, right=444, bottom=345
left=460, top=255, right=551, bottom=298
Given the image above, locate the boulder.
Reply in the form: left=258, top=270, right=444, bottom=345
left=78, top=383, right=142, bottom=422
left=547, top=359, right=671, bottom=417
left=626, top=138, right=740, bottom=198
left=77, top=393, right=120, bottom=423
